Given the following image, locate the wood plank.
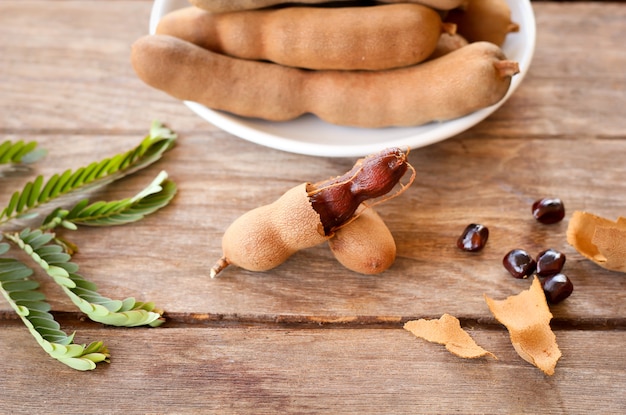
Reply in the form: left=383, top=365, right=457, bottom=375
left=1, top=1, right=625, bottom=413
left=0, top=0, right=204, bottom=133
left=0, top=325, right=624, bottom=414
left=1, top=134, right=625, bottom=325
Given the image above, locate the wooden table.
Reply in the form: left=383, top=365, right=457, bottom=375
left=1, top=1, right=625, bottom=413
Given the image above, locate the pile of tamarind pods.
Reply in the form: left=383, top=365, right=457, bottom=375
left=131, top=0, right=521, bottom=128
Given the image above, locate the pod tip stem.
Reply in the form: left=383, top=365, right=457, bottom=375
left=210, top=256, right=230, bottom=278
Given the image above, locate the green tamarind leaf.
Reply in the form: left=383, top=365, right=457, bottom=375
left=120, top=297, right=137, bottom=312
left=19, top=147, right=47, bottom=164
left=0, top=122, right=175, bottom=369
left=81, top=352, right=109, bottom=363
left=48, top=343, right=87, bottom=359
left=29, top=316, right=62, bottom=331
left=5, top=229, right=165, bottom=328
left=16, top=181, right=33, bottom=213
left=65, top=171, right=176, bottom=227
left=62, top=286, right=163, bottom=327
left=9, top=290, right=46, bottom=302
left=45, top=265, right=69, bottom=278
left=0, top=121, right=176, bottom=226
left=38, top=173, right=59, bottom=203
left=3, top=191, right=20, bottom=219
left=27, top=175, right=44, bottom=208
left=0, top=264, right=33, bottom=281
left=0, top=258, right=109, bottom=371
left=1, top=279, right=39, bottom=291
left=25, top=232, right=55, bottom=250
left=0, top=140, right=45, bottom=164
left=59, top=357, right=97, bottom=371
left=83, top=341, right=106, bottom=355
left=14, top=300, right=51, bottom=312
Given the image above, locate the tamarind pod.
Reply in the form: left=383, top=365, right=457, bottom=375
left=157, top=4, right=447, bottom=71
left=210, top=148, right=414, bottom=277
left=189, top=0, right=468, bottom=14
left=211, top=183, right=329, bottom=277
left=329, top=206, right=397, bottom=275
left=131, top=34, right=306, bottom=122
left=427, top=32, right=469, bottom=60
left=131, top=35, right=518, bottom=128
left=446, top=0, right=520, bottom=46
left=308, top=148, right=410, bottom=235
left=307, top=41, right=519, bottom=128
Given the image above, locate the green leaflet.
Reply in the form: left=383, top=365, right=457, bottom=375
left=0, top=258, right=110, bottom=371
left=0, top=120, right=176, bottom=225
left=0, top=140, right=46, bottom=164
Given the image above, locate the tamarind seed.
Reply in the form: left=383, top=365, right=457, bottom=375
left=503, top=249, right=536, bottom=279
left=456, top=223, right=489, bottom=252
left=532, top=198, right=565, bottom=224
left=536, top=249, right=566, bottom=277
left=541, top=273, right=574, bottom=304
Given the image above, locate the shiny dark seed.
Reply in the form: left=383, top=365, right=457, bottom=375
left=503, top=249, right=537, bottom=279
left=541, top=273, right=574, bottom=304
left=536, top=249, right=566, bottom=277
left=532, top=198, right=565, bottom=224
left=457, top=224, right=489, bottom=252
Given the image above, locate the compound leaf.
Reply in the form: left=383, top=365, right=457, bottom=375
left=0, top=121, right=176, bottom=225
left=6, top=228, right=164, bottom=328
left=0, top=258, right=109, bottom=371
left=65, top=171, right=176, bottom=227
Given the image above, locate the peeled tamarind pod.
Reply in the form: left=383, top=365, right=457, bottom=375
left=308, top=148, right=411, bottom=235
left=131, top=35, right=519, bottom=128
left=189, top=0, right=468, bottom=14
left=329, top=206, right=397, bottom=275
left=157, top=4, right=450, bottom=70
left=210, top=148, right=414, bottom=277
left=446, top=0, right=520, bottom=46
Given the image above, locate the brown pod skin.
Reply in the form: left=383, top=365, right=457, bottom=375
left=157, top=4, right=446, bottom=71
left=212, top=183, right=329, bottom=277
left=427, top=32, right=469, bottom=60
left=329, top=207, right=397, bottom=275
left=131, top=35, right=518, bottom=127
left=446, top=0, right=520, bottom=46
left=189, top=0, right=468, bottom=13
left=307, top=41, right=519, bottom=127
left=131, top=34, right=306, bottom=122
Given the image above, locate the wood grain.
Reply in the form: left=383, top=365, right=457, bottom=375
left=1, top=1, right=625, bottom=414
left=1, top=326, right=625, bottom=414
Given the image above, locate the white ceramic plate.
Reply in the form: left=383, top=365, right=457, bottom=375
left=149, top=0, right=536, bottom=157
